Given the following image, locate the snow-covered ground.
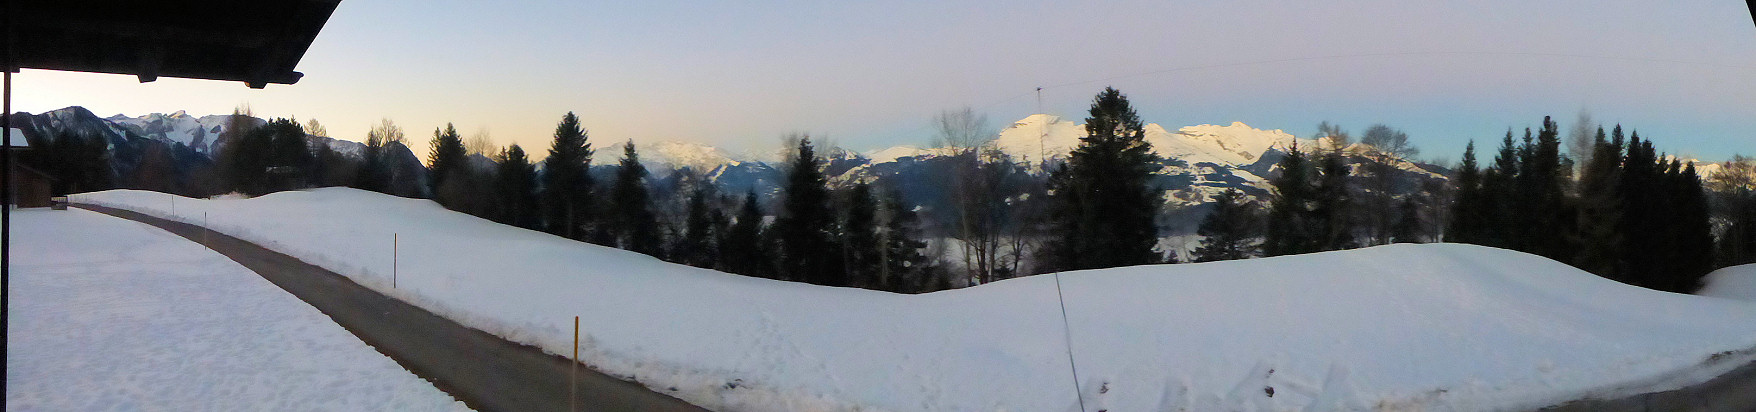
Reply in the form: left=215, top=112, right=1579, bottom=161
left=74, top=188, right=1756, bottom=411
left=5, top=208, right=468, bottom=411
left=1701, top=263, right=1756, bottom=302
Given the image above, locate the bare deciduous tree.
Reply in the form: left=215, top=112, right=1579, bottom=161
left=934, top=107, right=1026, bottom=284
left=1361, top=124, right=1420, bottom=245
left=303, top=118, right=328, bottom=137
left=1566, top=110, right=1596, bottom=172
left=467, top=128, right=496, bottom=156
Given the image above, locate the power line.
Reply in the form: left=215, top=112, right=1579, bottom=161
left=883, top=50, right=1753, bottom=151
left=1039, top=50, right=1756, bottom=90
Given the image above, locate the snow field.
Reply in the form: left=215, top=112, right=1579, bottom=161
left=1701, top=264, right=1756, bottom=302
left=6, top=208, right=468, bottom=411
left=75, top=188, right=1756, bottom=411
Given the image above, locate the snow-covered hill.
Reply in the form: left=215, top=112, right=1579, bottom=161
left=1702, top=264, right=1756, bottom=302
left=74, top=188, right=1756, bottom=412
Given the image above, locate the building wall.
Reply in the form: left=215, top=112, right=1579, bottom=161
left=10, top=165, right=54, bottom=208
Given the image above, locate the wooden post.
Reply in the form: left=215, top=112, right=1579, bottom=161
left=393, top=233, right=399, bottom=289
left=571, top=315, right=579, bottom=412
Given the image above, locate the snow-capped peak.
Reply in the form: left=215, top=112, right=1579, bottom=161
left=991, top=115, right=1307, bottom=168
left=992, top=114, right=1084, bottom=165
left=1150, top=121, right=1302, bottom=167
left=645, top=141, right=743, bottom=172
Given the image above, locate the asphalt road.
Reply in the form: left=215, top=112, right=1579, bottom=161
left=76, top=204, right=707, bottom=412
left=1539, top=356, right=1756, bottom=412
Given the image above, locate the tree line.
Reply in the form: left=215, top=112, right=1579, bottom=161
left=20, top=90, right=1755, bottom=294
left=1193, top=114, right=1740, bottom=294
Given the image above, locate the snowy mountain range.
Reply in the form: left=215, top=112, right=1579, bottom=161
left=19, top=106, right=1453, bottom=233
left=632, top=114, right=1450, bottom=233
left=103, top=110, right=256, bottom=155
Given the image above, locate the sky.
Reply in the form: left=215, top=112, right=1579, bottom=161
left=14, top=0, right=1756, bottom=162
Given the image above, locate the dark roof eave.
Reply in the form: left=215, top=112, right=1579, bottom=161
left=2, top=0, right=340, bottom=89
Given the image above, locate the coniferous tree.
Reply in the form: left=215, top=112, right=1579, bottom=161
left=1480, top=130, right=1521, bottom=248
left=541, top=112, right=595, bottom=240
left=312, top=136, right=351, bottom=187
left=222, top=117, right=310, bottom=195
left=25, top=131, right=115, bottom=195
left=1573, top=126, right=1624, bottom=278
left=1514, top=117, right=1571, bottom=261
left=1042, top=87, right=1162, bottom=270
left=1193, top=188, right=1260, bottom=262
left=222, top=119, right=272, bottom=195
left=675, top=188, right=718, bottom=268
left=879, top=189, right=938, bottom=292
left=1391, top=197, right=1425, bottom=243
left=841, top=183, right=881, bottom=287
left=494, top=144, right=539, bottom=229
left=427, top=123, right=467, bottom=195
left=1312, top=146, right=1356, bottom=251
left=611, top=140, right=662, bottom=257
left=777, top=137, right=842, bottom=285
left=720, top=192, right=773, bottom=278
left=266, top=118, right=315, bottom=191
left=1264, top=141, right=1319, bottom=256
left=1617, top=132, right=1661, bottom=288
left=354, top=118, right=404, bottom=195
left=1447, top=141, right=1488, bottom=244
left=1669, top=163, right=1716, bottom=293
left=356, top=133, right=387, bottom=193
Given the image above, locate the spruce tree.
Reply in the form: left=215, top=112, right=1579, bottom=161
left=494, top=144, right=539, bottom=229
left=1447, top=141, right=1487, bottom=244
left=880, top=189, right=937, bottom=292
left=611, top=140, right=662, bottom=257
left=1514, top=117, right=1571, bottom=261
left=427, top=123, right=467, bottom=195
left=1312, top=146, right=1355, bottom=251
left=1193, top=188, right=1260, bottom=262
left=224, top=119, right=273, bottom=195
left=676, top=188, right=717, bottom=268
left=1264, top=141, right=1319, bottom=256
left=777, top=137, right=842, bottom=285
left=1617, top=132, right=1662, bottom=288
left=1670, top=163, right=1716, bottom=293
left=1480, top=130, right=1521, bottom=248
left=270, top=118, right=315, bottom=189
left=721, top=192, right=773, bottom=278
left=1391, top=197, right=1425, bottom=243
left=541, top=112, right=595, bottom=240
left=1573, top=126, right=1624, bottom=279
left=1044, top=87, right=1162, bottom=270
left=841, top=184, right=881, bottom=287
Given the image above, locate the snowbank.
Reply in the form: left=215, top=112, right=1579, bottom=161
left=74, top=188, right=1756, bottom=411
left=1701, top=264, right=1756, bottom=302
left=7, top=208, right=467, bottom=411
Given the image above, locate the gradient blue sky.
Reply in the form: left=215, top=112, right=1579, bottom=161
left=14, top=0, right=1756, bottom=162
